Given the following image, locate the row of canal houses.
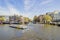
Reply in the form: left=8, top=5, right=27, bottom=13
left=36, top=10, right=60, bottom=24
left=46, top=10, right=60, bottom=22
left=0, top=15, right=24, bottom=24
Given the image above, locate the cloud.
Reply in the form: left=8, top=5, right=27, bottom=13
left=32, top=0, right=54, bottom=14
left=7, top=4, right=21, bottom=15
left=0, top=0, right=22, bottom=16
left=40, top=0, right=54, bottom=5
left=0, top=0, right=33, bottom=18
left=0, top=7, right=9, bottom=15
left=24, top=0, right=36, bottom=11
left=0, top=4, right=21, bottom=16
left=0, top=6, right=20, bottom=16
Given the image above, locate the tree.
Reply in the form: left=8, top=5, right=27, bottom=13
left=0, top=17, right=5, bottom=21
left=33, top=16, right=38, bottom=23
left=43, top=15, right=52, bottom=23
left=24, top=17, right=30, bottom=24
left=0, top=16, right=5, bottom=24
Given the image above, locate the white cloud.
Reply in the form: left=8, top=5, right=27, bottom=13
left=0, top=7, right=9, bottom=15
left=0, top=6, right=21, bottom=16
left=0, top=4, right=31, bottom=17
left=33, top=0, right=54, bottom=14
left=40, top=0, right=54, bottom=5
left=7, top=4, right=21, bottom=16
left=24, top=0, right=36, bottom=11
left=0, top=5, right=21, bottom=16
left=0, top=0, right=33, bottom=19
left=0, top=0, right=33, bottom=18
left=0, top=0, right=22, bottom=16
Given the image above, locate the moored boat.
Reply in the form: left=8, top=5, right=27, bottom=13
left=9, top=24, right=27, bottom=29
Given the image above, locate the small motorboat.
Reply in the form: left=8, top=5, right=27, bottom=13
left=9, top=25, right=27, bottom=29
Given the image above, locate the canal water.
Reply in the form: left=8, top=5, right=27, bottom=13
left=0, top=24, right=60, bottom=40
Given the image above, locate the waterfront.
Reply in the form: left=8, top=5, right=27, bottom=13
left=0, top=24, right=60, bottom=40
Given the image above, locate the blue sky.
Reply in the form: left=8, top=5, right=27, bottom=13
left=0, top=0, right=60, bottom=19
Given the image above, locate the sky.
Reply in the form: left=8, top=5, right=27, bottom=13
left=0, top=0, right=60, bottom=19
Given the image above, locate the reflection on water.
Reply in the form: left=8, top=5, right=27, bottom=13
left=0, top=24, right=27, bottom=40
left=0, top=24, right=60, bottom=40
left=43, top=24, right=60, bottom=40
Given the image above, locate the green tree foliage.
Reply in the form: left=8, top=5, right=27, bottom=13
left=33, top=16, right=38, bottom=23
left=43, top=15, right=52, bottom=23
left=0, top=16, right=5, bottom=21
left=24, top=17, right=29, bottom=22
left=24, top=17, right=31, bottom=24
